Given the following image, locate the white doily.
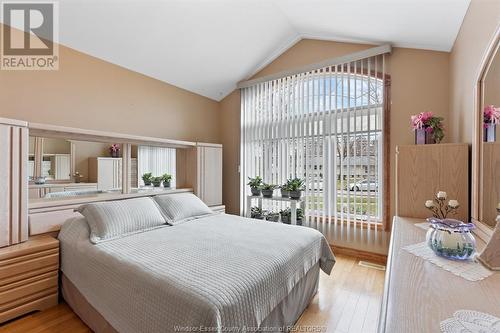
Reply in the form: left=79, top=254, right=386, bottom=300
left=415, top=222, right=430, bottom=231
left=441, top=310, right=500, bottom=333
left=403, top=242, right=493, bottom=281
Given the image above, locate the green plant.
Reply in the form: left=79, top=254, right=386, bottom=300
left=427, top=116, right=445, bottom=143
left=142, top=172, right=153, bottom=182
left=280, top=179, right=293, bottom=191
left=260, top=183, right=278, bottom=191
left=247, top=176, right=263, bottom=188
left=280, top=208, right=304, bottom=220
left=266, top=211, right=280, bottom=221
left=251, top=206, right=264, bottom=219
left=161, top=174, right=172, bottom=182
left=279, top=208, right=291, bottom=218
left=296, top=208, right=304, bottom=220
left=151, top=176, right=163, bottom=186
left=288, top=178, right=305, bottom=192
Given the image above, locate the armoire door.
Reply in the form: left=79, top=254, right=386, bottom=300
left=97, top=158, right=122, bottom=191
left=200, top=146, right=222, bottom=206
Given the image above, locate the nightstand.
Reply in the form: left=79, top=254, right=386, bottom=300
left=0, top=235, right=59, bottom=323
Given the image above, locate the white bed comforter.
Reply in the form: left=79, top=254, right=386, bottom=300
left=59, top=213, right=335, bottom=333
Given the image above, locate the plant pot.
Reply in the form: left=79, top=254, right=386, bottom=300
left=415, top=128, right=435, bottom=145
left=144, top=180, right=152, bottom=186
left=267, top=215, right=279, bottom=222
left=296, top=218, right=303, bottom=226
left=281, top=215, right=290, bottom=224
left=261, top=189, right=274, bottom=198
left=110, top=151, right=120, bottom=158
left=289, top=190, right=302, bottom=199
left=251, top=214, right=264, bottom=220
left=280, top=189, right=290, bottom=198
left=152, top=181, right=162, bottom=187
left=484, top=123, right=496, bottom=142
left=163, top=181, right=171, bottom=188
left=250, top=187, right=261, bottom=196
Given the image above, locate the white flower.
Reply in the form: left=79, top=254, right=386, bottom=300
left=448, top=200, right=459, bottom=209
left=437, top=191, right=447, bottom=199
left=425, top=200, right=435, bottom=208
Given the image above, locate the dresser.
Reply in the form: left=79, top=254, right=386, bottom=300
left=0, top=235, right=59, bottom=323
left=378, top=217, right=500, bottom=333
left=88, top=157, right=138, bottom=191
left=395, top=144, right=469, bottom=222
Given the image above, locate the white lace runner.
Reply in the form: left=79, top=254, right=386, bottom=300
left=415, top=222, right=430, bottom=231
left=403, top=242, right=493, bottom=282
left=440, top=310, right=500, bottom=333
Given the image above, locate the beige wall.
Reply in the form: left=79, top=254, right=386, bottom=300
left=220, top=39, right=450, bottom=219
left=449, top=0, right=500, bottom=143
left=484, top=50, right=500, bottom=107
left=0, top=25, right=221, bottom=144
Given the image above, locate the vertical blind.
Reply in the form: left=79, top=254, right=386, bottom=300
left=137, top=146, right=176, bottom=187
left=240, top=53, right=389, bottom=228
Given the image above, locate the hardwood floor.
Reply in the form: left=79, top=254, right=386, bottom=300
left=0, top=254, right=385, bottom=333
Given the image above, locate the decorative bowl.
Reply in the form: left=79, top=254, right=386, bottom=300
left=34, top=176, right=46, bottom=185
left=426, top=218, right=476, bottom=260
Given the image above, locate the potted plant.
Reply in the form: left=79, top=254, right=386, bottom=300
left=410, top=112, right=444, bottom=144
left=288, top=178, right=305, bottom=199
left=296, top=208, right=304, bottom=226
left=261, top=183, right=277, bottom=198
left=142, top=172, right=153, bottom=186
left=280, top=208, right=304, bottom=225
left=109, top=144, right=120, bottom=158
left=247, top=176, right=263, bottom=196
left=161, top=173, right=172, bottom=188
left=484, top=105, right=499, bottom=142
left=280, top=208, right=291, bottom=224
left=280, top=180, right=291, bottom=198
left=151, top=176, right=162, bottom=187
left=266, top=211, right=280, bottom=222
left=251, top=206, right=264, bottom=220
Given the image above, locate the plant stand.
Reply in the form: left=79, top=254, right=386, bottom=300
left=246, top=195, right=306, bottom=225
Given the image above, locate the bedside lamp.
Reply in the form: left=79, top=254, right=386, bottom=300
left=477, top=205, right=500, bottom=271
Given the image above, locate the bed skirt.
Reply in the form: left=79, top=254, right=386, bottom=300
left=61, top=262, right=320, bottom=333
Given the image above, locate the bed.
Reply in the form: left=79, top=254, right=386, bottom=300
left=58, top=193, right=335, bottom=333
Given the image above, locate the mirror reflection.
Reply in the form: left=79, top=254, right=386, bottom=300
left=28, top=138, right=124, bottom=200
left=28, top=138, right=179, bottom=202
left=480, top=45, right=500, bottom=228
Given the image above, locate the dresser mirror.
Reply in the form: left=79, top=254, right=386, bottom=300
left=28, top=138, right=184, bottom=201
left=475, top=32, right=500, bottom=237
left=28, top=136, right=127, bottom=200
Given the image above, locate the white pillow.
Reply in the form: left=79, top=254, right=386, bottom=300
left=77, top=197, right=167, bottom=244
left=153, top=193, right=214, bottom=225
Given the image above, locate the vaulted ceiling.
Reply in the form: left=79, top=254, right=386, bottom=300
left=14, top=0, right=474, bottom=100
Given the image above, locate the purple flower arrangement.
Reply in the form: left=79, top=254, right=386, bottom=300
left=484, top=105, right=500, bottom=128
left=109, top=144, right=120, bottom=158
left=410, top=111, right=444, bottom=144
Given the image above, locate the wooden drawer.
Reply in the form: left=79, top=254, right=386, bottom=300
left=0, top=272, right=58, bottom=310
left=0, top=249, right=58, bottom=283
left=0, top=236, right=59, bottom=323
